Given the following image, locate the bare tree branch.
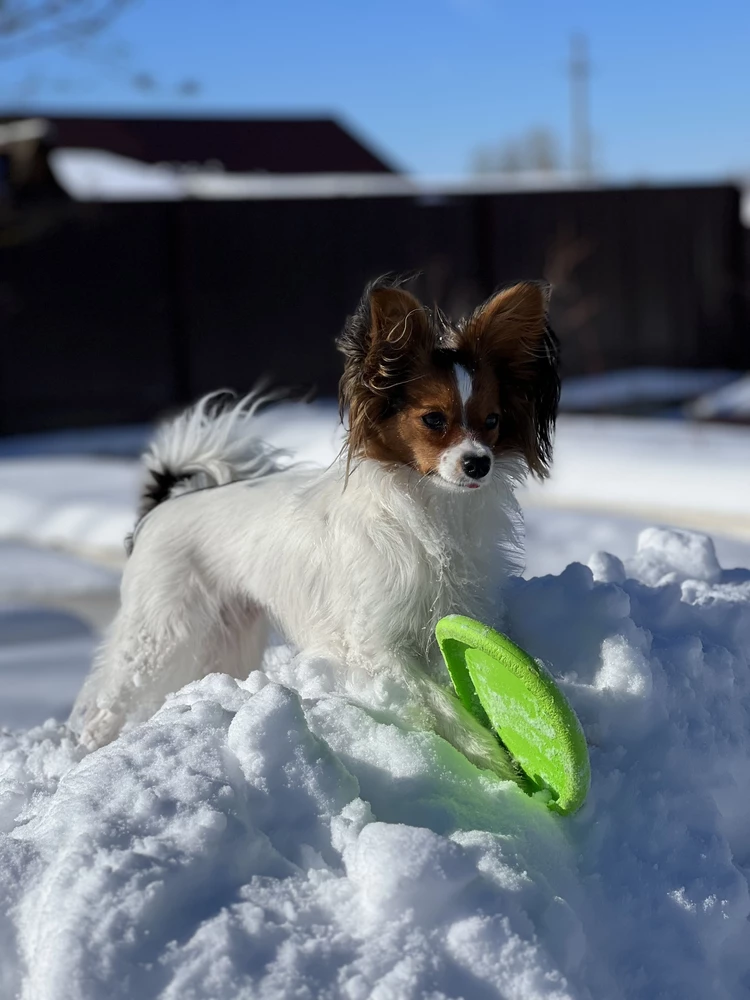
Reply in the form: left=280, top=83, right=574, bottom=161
left=0, top=0, right=134, bottom=58
left=471, top=128, right=562, bottom=175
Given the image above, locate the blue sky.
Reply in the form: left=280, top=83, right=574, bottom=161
left=2, top=0, right=749, bottom=177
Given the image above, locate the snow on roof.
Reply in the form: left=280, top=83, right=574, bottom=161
left=0, top=117, right=49, bottom=148
left=49, top=147, right=596, bottom=201
left=47, top=148, right=750, bottom=207
left=50, top=148, right=184, bottom=200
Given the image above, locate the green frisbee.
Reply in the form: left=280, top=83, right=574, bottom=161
left=436, top=615, right=590, bottom=815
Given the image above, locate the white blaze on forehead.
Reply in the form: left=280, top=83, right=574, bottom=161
left=453, top=364, right=473, bottom=421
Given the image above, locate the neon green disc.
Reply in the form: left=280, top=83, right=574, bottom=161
left=436, top=615, right=590, bottom=815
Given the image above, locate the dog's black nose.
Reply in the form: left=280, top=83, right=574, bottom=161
left=462, top=455, right=491, bottom=480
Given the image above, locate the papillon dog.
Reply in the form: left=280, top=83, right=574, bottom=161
left=70, top=277, right=560, bottom=779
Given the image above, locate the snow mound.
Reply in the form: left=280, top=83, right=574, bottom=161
left=2, top=528, right=750, bottom=999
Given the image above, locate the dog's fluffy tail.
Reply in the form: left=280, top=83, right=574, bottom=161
left=134, top=390, right=288, bottom=536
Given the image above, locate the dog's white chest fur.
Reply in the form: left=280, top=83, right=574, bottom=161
left=213, top=456, right=526, bottom=671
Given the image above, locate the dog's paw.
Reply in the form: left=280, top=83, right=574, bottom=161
left=462, top=734, right=518, bottom=783
left=78, top=707, right=123, bottom=752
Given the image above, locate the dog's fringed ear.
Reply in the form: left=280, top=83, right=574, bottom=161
left=337, top=279, right=433, bottom=463
left=364, top=285, right=433, bottom=391
left=469, top=281, right=550, bottom=357
left=467, top=281, right=560, bottom=479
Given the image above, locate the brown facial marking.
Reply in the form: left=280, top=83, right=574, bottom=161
left=369, top=368, right=461, bottom=475
left=366, top=363, right=502, bottom=479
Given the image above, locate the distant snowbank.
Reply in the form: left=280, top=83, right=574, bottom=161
left=689, top=373, right=750, bottom=422
left=1, top=527, right=750, bottom=999
left=559, top=368, right=739, bottom=413
left=3, top=408, right=749, bottom=569
left=521, top=415, right=750, bottom=539
left=0, top=457, right=138, bottom=564
left=0, top=402, right=341, bottom=565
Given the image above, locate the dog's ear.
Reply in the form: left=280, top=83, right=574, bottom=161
left=369, top=285, right=426, bottom=343
left=468, top=281, right=550, bottom=359
left=363, top=285, right=433, bottom=389
left=337, top=281, right=432, bottom=394
left=337, top=280, right=433, bottom=463
left=466, top=281, right=560, bottom=478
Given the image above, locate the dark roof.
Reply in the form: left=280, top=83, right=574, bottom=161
left=0, top=113, right=396, bottom=174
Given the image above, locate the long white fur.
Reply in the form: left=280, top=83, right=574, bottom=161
left=70, top=395, right=527, bottom=780
left=143, top=389, right=289, bottom=497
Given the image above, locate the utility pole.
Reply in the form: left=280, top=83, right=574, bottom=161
left=569, top=33, right=592, bottom=178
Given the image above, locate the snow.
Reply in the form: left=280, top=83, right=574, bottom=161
left=50, top=149, right=185, bottom=201
left=0, top=425, right=151, bottom=459
left=559, top=368, right=739, bottom=413
left=523, top=507, right=750, bottom=581
left=50, top=148, right=697, bottom=204
left=0, top=607, right=94, bottom=729
left=0, top=457, right=139, bottom=563
left=2, top=406, right=750, bottom=998
left=520, top=415, right=750, bottom=541
left=689, top=374, right=750, bottom=423
left=0, top=543, right=118, bottom=728
left=2, top=529, right=750, bottom=998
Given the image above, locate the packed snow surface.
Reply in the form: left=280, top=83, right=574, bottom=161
left=2, top=406, right=750, bottom=998
left=1, top=527, right=750, bottom=999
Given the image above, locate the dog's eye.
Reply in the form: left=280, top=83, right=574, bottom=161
left=485, top=413, right=500, bottom=430
left=422, top=412, right=447, bottom=431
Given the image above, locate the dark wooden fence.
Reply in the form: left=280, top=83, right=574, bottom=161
left=0, top=185, right=746, bottom=435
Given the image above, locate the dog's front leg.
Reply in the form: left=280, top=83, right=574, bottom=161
left=390, top=655, right=518, bottom=782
